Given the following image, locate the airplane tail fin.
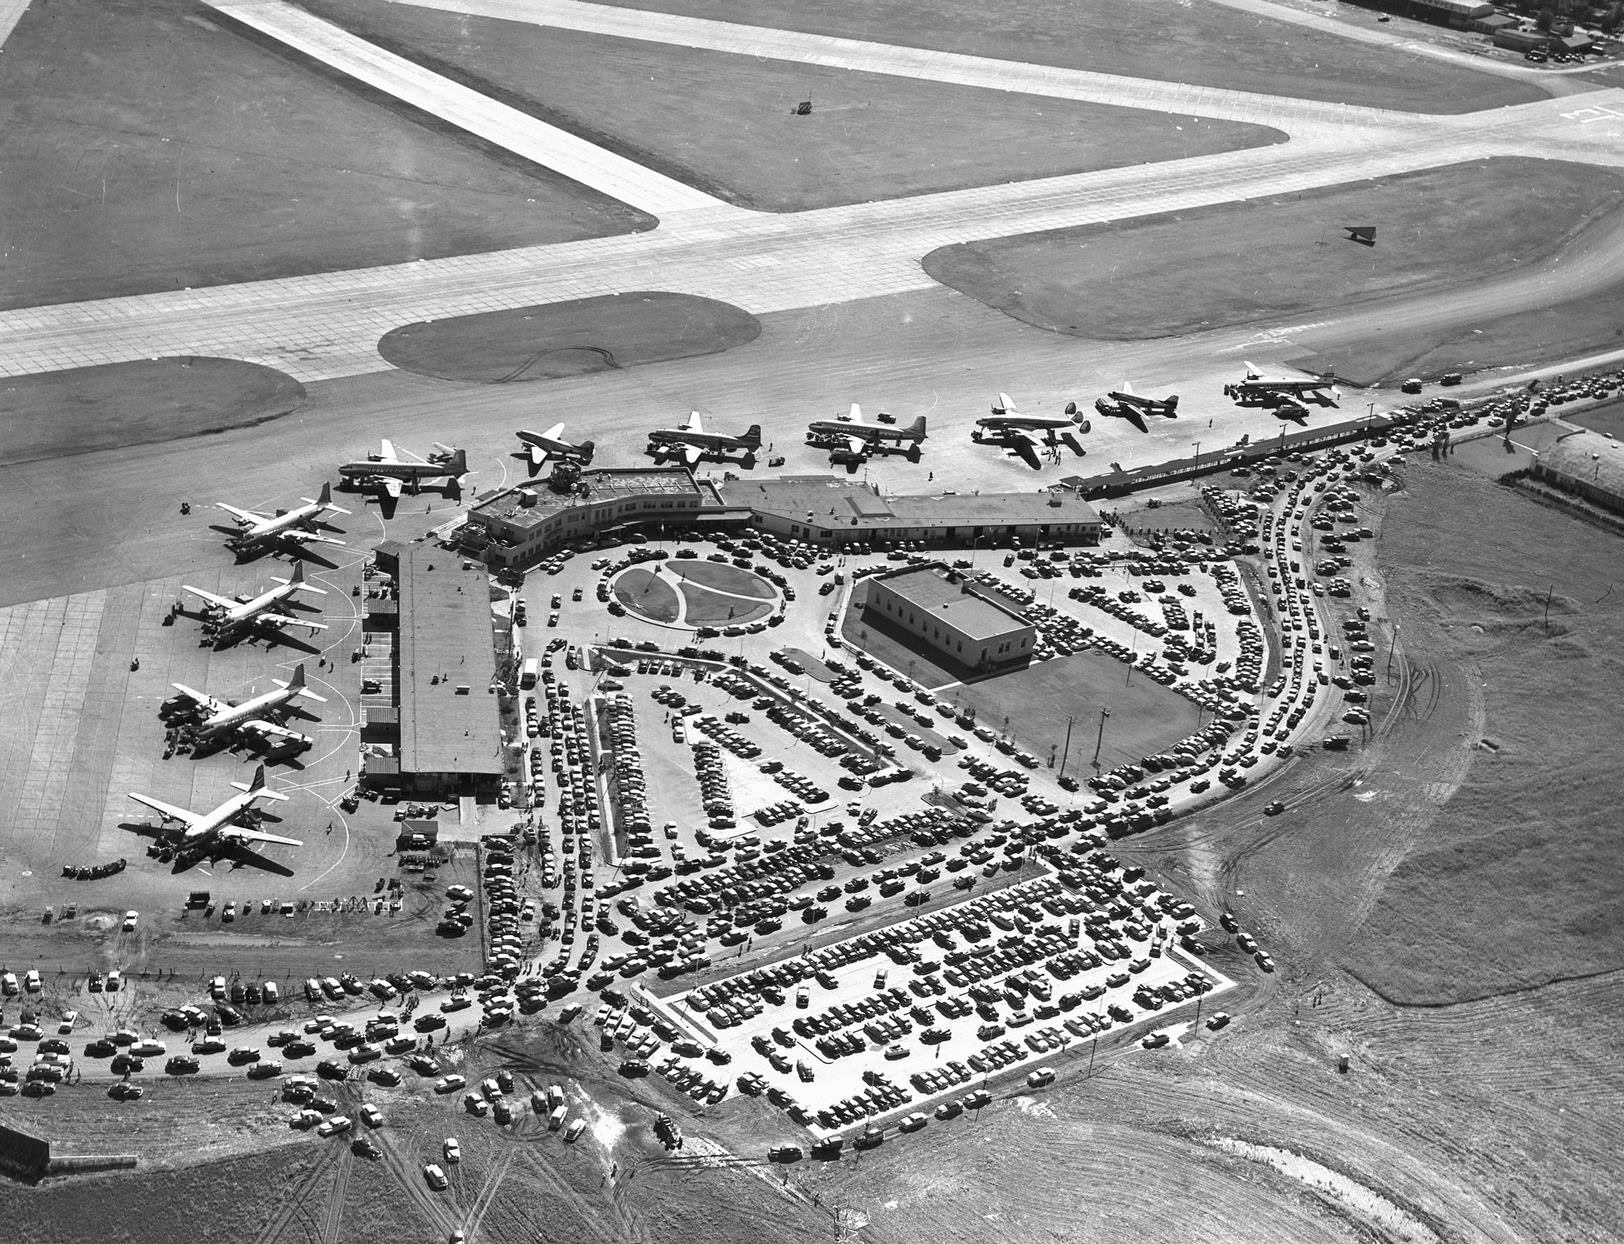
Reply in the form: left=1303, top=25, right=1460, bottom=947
left=317, top=483, right=332, bottom=504
left=578, top=440, right=596, bottom=463
left=447, top=448, right=469, bottom=476
left=290, top=563, right=306, bottom=584
left=288, top=664, right=306, bottom=690
left=742, top=425, right=763, bottom=450
left=249, top=764, right=267, bottom=791
left=1164, top=395, right=1180, bottom=416
left=905, top=416, right=927, bottom=441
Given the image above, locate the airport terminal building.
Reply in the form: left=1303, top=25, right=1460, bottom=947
left=461, top=468, right=718, bottom=568
left=865, top=565, right=1036, bottom=673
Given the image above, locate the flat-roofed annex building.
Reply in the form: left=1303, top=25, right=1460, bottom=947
left=365, top=545, right=504, bottom=799
left=725, top=476, right=1101, bottom=548
left=866, top=564, right=1036, bottom=672
left=1531, top=429, right=1624, bottom=516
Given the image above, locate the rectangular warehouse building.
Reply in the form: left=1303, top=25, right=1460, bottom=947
left=866, top=565, right=1036, bottom=673
left=368, top=545, right=504, bottom=799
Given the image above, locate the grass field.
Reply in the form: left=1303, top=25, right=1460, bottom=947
left=593, top=0, right=1543, bottom=113
left=949, top=651, right=1204, bottom=773
left=666, top=560, right=776, bottom=598
left=681, top=586, right=774, bottom=625
left=0, top=0, right=651, bottom=312
left=0, top=358, right=305, bottom=465
left=1337, top=458, right=1624, bottom=1003
left=1330, top=281, right=1624, bottom=387
left=378, top=293, right=761, bottom=383
left=613, top=567, right=681, bottom=621
left=301, top=0, right=1283, bottom=211
left=923, top=159, right=1624, bottom=344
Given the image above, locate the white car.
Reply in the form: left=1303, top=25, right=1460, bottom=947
left=57, top=1011, right=78, bottom=1035
left=423, top=1162, right=448, bottom=1190
left=359, top=1104, right=383, bottom=1128
left=122, top=911, right=139, bottom=932
left=443, top=1137, right=461, bottom=1163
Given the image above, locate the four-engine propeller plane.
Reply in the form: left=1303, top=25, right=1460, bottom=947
left=215, top=484, right=348, bottom=553
left=1094, top=382, right=1179, bottom=433
left=337, top=441, right=468, bottom=500
left=126, top=765, right=303, bottom=860
left=972, top=393, right=1089, bottom=470
left=182, top=562, right=327, bottom=643
left=645, top=413, right=763, bottom=467
left=515, top=423, right=596, bottom=474
left=163, top=663, right=325, bottom=750
left=1225, top=362, right=1342, bottom=407
left=805, top=404, right=927, bottom=466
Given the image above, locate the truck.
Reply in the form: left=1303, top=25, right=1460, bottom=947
left=548, top=1104, right=568, bottom=1131
left=520, top=658, right=539, bottom=689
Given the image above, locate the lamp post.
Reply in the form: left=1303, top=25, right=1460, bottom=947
left=1058, top=715, right=1075, bottom=780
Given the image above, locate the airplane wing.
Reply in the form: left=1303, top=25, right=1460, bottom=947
left=848, top=403, right=862, bottom=423
left=380, top=439, right=398, bottom=464
left=214, top=502, right=262, bottom=527
left=1006, top=432, right=1043, bottom=471
left=283, top=531, right=346, bottom=547
left=219, top=825, right=304, bottom=848
left=240, top=719, right=313, bottom=745
left=528, top=443, right=549, bottom=470
left=541, top=422, right=566, bottom=442
left=1120, top=381, right=1136, bottom=397
left=844, top=435, right=867, bottom=456
left=258, top=613, right=327, bottom=632
left=169, top=683, right=225, bottom=713
left=127, top=791, right=198, bottom=828
left=381, top=477, right=403, bottom=500
left=682, top=443, right=704, bottom=467
left=182, top=585, right=237, bottom=611
left=680, top=411, right=703, bottom=435
left=1122, top=407, right=1150, bottom=435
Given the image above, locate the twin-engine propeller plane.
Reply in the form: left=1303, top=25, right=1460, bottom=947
left=515, top=423, right=595, bottom=474
left=1093, top=382, right=1179, bottom=433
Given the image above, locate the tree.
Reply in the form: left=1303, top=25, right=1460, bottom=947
left=1535, top=6, right=1555, bottom=31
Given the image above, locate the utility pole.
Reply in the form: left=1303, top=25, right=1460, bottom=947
left=1092, top=708, right=1110, bottom=767
left=1057, top=715, right=1075, bottom=779
left=1385, top=622, right=1401, bottom=677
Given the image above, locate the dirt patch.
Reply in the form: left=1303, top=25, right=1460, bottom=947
left=590, top=0, right=1541, bottom=113
left=301, top=0, right=1282, bottom=212
left=0, top=357, right=305, bottom=464
left=0, top=0, right=651, bottom=312
left=922, top=160, right=1624, bottom=341
left=378, top=293, right=761, bottom=384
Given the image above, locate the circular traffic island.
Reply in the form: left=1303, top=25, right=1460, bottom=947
left=609, top=558, right=781, bottom=629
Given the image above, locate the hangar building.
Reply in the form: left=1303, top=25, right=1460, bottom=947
left=865, top=565, right=1036, bottom=672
